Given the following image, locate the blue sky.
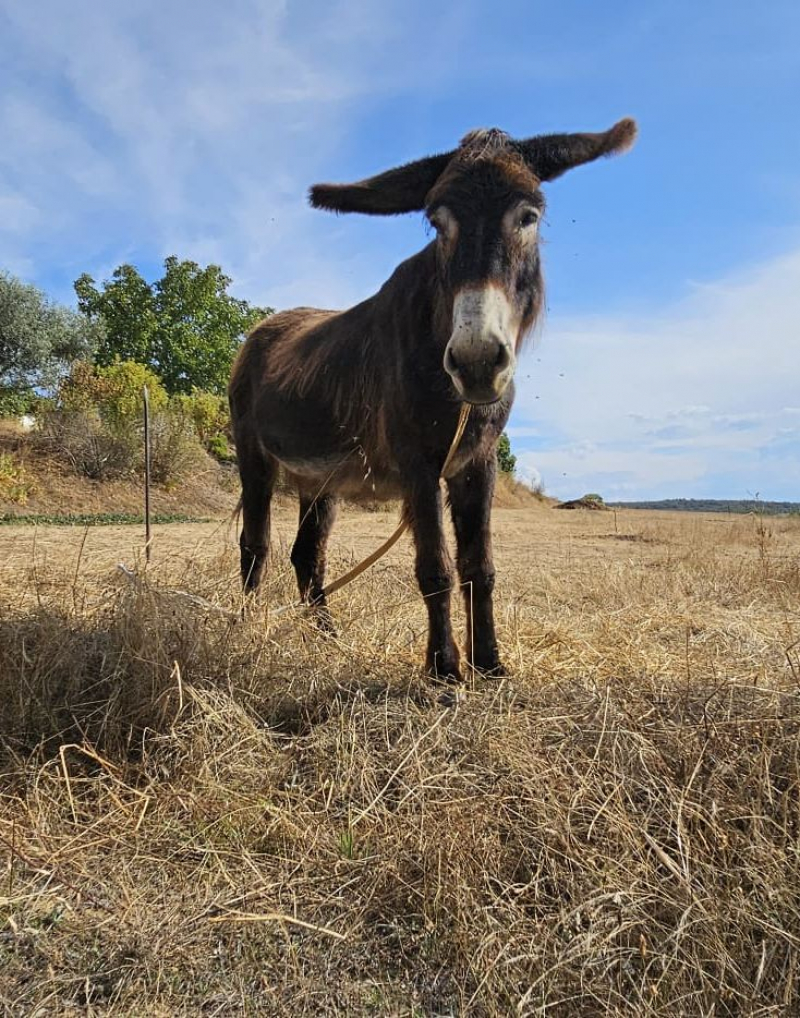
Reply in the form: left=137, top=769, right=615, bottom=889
left=1, top=0, right=799, bottom=500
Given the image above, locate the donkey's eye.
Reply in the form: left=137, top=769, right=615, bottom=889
left=518, top=208, right=540, bottom=230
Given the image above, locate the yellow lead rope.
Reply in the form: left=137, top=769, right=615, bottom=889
left=320, top=402, right=471, bottom=599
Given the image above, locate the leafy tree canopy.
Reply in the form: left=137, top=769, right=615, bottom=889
left=0, top=270, right=102, bottom=392
left=496, top=432, right=516, bottom=475
left=75, top=257, right=271, bottom=394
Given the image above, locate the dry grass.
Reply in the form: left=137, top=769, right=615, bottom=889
left=1, top=505, right=800, bottom=1015
left=0, top=424, right=238, bottom=520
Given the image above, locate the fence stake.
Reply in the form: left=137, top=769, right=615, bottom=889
left=143, top=385, right=151, bottom=564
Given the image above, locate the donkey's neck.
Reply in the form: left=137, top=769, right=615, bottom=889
left=367, top=242, right=451, bottom=349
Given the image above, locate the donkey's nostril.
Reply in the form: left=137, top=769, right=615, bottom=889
left=444, top=344, right=459, bottom=377
left=494, top=341, right=511, bottom=370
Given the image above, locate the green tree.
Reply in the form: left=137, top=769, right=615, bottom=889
left=75, top=257, right=271, bottom=395
left=1, top=270, right=102, bottom=392
left=496, top=432, right=516, bottom=475
left=75, top=265, right=156, bottom=367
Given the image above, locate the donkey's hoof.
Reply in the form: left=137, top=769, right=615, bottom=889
left=470, top=646, right=507, bottom=678
left=473, top=660, right=508, bottom=679
left=437, top=686, right=466, bottom=708
left=314, top=607, right=337, bottom=635
left=426, top=651, right=462, bottom=685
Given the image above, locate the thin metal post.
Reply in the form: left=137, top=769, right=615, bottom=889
left=143, top=385, right=151, bottom=564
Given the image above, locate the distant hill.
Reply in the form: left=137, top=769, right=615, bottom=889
left=608, top=498, right=800, bottom=516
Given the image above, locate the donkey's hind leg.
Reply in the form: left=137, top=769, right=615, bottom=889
left=237, top=445, right=278, bottom=593
left=291, top=493, right=338, bottom=630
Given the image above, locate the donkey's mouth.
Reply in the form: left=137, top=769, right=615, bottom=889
left=448, top=373, right=510, bottom=406
left=445, top=346, right=514, bottom=405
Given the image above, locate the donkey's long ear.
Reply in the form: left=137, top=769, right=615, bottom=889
left=517, top=118, right=637, bottom=182
left=309, top=151, right=453, bottom=215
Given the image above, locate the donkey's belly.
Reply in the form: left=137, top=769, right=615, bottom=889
left=253, top=387, right=403, bottom=500
left=259, top=429, right=403, bottom=500
left=277, top=450, right=402, bottom=501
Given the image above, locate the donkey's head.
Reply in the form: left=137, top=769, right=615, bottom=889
left=310, top=119, right=636, bottom=405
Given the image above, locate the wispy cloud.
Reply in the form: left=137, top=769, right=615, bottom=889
left=0, top=0, right=469, bottom=305
left=513, top=248, right=800, bottom=500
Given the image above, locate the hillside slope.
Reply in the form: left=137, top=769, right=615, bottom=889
left=1, top=425, right=546, bottom=519
left=0, top=425, right=238, bottom=518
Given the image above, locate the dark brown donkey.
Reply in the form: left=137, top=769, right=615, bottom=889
left=229, top=118, right=637, bottom=681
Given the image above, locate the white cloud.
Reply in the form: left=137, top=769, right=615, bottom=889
left=0, top=0, right=468, bottom=305
left=666, top=405, right=712, bottom=419
left=512, top=248, right=800, bottom=500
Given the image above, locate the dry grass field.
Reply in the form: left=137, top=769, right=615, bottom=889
left=1, top=501, right=800, bottom=1015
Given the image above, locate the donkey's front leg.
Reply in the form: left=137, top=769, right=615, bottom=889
left=405, top=473, right=461, bottom=682
left=447, top=457, right=505, bottom=676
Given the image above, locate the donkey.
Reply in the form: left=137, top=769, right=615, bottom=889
left=229, top=118, right=637, bottom=682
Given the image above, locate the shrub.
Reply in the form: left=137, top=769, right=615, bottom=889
left=169, top=390, right=227, bottom=442
left=42, top=361, right=203, bottom=484
left=39, top=409, right=140, bottom=480
left=0, top=386, right=40, bottom=419
left=149, top=410, right=206, bottom=487
left=206, top=433, right=235, bottom=462
left=496, top=432, right=516, bottom=475
left=169, top=389, right=232, bottom=460
left=101, top=361, right=168, bottom=429
left=0, top=452, right=35, bottom=504
left=57, top=361, right=168, bottom=433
